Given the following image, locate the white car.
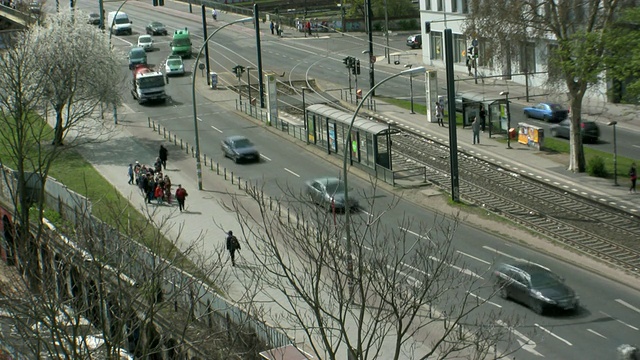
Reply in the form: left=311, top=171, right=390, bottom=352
left=165, top=57, right=184, bottom=76
left=137, top=35, right=153, bottom=51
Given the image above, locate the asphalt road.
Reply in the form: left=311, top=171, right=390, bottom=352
left=72, top=2, right=640, bottom=359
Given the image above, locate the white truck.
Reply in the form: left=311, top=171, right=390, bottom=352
left=107, top=11, right=132, bottom=35
left=131, top=64, right=166, bottom=104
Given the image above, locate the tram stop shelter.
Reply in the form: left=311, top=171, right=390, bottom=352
left=305, top=104, right=399, bottom=181
left=456, top=92, right=510, bottom=138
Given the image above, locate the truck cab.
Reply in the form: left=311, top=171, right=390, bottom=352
left=170, top=28, right=192, bottom=58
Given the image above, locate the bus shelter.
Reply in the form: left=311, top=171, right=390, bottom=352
left=305, top=104, right=398, bottom=173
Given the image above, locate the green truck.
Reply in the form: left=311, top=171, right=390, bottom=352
left=170, top=28, right=192, bottom=58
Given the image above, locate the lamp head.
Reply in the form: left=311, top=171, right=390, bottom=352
left=500, top=91, right=509, bottom=96
left=607, top=121, right=617, bottom=126
left=404, top=64, right=413, bottom=68
left=401, top=66, right=426, bottom=75
left=362, top=50, right=370, bottom=54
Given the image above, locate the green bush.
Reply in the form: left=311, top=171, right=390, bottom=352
left=587, top=156, right=608, bottom=177
left=397, top=19, right=419, bottom=31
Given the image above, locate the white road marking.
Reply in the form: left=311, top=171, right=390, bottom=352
left=633, top=144, right=640, bottom=149
left=210, top=125, right=222, bottom=133
left=284, top=168, right=300, bottom=177
left=399, top=227, right=434, bottom=244
left=586, top=329, right=607, bottom=339
left=600, top=311, right=639, bottom=330
left=429, top=255, right=483, bottom=279
left=616, top=299, right=640, bottom=314
left=196, top=117, right=203, bottom=122
left=482, top=246, right=550, bottom=270
left=457, top=250, right=490, bottom=265
left=496, top=320, right=544, bottom=357
left=466, top=291, right=502, bottom=308
left=260, top=154, right=271, bottom=161
left=534, top=324, right=572, bottom=346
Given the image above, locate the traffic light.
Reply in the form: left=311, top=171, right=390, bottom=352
left=356, top=60, right=360, bottom=75
left=343, top=57, right=350, bottom=67
left=425, top=21, right=431, bottom=34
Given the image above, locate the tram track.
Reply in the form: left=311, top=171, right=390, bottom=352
left=390, top=132, right=640, bottom=273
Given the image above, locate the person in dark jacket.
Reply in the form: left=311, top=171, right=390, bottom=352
left=159, top=145, right=168, bottom=170
left=630, top=162, right=637, bottom=194
left=226, top=230, right=241, bottom=266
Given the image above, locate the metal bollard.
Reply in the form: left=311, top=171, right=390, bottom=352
left=174, top=134, right=177, bottom=145
left=287, top=208, right=290, bottom=223
left=296, top=213, right=299, bottom=229
left=231, top=172, right=234, bottom=184
left=269, top=197, right=273, bottom=211
left=210, top=161, right=213, bottom=171
left=216, top=162, right=219, bottom=174
left=224, top=168, right=227, bottom=180
left=158, top=126, right=161, bottom=135
left=191, top=146, right=194, bottom=156
left=203, top=154, right=207, bottom=166
left=148, top=117, right=151, bottom=127
left=163, top=127, right=166, bottom=138
left=180, top=139, right=183, bottom=149
left=152, top=121, right=156, bottom=131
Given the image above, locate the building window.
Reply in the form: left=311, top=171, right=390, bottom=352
left=461, top=0, right=469, bottom=13
left=451, top=0, right=457, bottom=13
left=454, top=34, right=465, bottom=63
left=430, top=32, right=443, bottom=60
left=520, top=42, right=536, bottom=73
left=437, top=0, right=444, bottom=11
left=547, top=43, right=560, bottom=79
left=425, top=0, right=431, bottom=10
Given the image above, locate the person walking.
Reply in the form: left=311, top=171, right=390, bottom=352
left=175, top=184, right=188, bottom=212
left=270, top=20, right=274, bottom=35
left=435, top=101, right=444, bottom=127
left=472, top=117, right=480, bottom=145
left=226, top=230, right=241, bottom=266
left=159, top=145, right=168, bottom=170
left=630, top=162, right=637, bottom=194
left=211, top=8, right=218, bottom=21
left=127, top=164, right=134, bottom=185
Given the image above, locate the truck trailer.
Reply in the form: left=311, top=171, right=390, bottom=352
left=131, top=64, right=166, bottom=104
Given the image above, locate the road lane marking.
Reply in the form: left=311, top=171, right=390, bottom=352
left=210, top=125, right=223, bottom=133
left=482, top=246, right=550, bottom=271
left=600, top=311, right=639, bottom=330
left=616, top=299, right=640, bottom=314
left=284, top=168, right=300, bottom=177
left=197, top=117, right=204, bottom=122
left=586, top=329, right=607, bottom=339
left=399, top=227, right=435, bottom=245
left=534, top=324, right=572, bottom=346
left=428, top=255, right=483, bottom=279
left=457, top=250, right=490, bottom=265
left=260, top=154, right=271, bottom=161
left=496, top=320, right=543, bottom=357
left=466, top=291, right=502, bottom=308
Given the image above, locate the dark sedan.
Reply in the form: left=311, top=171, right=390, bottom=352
left=550, top=119, right=600, bottom=143
left=493, top=262, right=579, bottom=315
left=221, top=136, right=260, bottom=163
left=87, top=13, right=100, bottom=25
left=305, top=177, right=359, bottom=212
left=146, top=21, right=168, bottom=36
left=523, top=102, right=568, bottom=122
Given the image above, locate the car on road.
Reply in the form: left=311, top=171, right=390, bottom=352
left=165, top=57, right=184, bottom=76
left=406, top=34, right=422, bottom=49
left=493, top=262, right=579, bottom=315
left=87, top=12, right=100, bottom=25
left=137, top=35, right=154, bottom=51
left=128, top=47, right=147, bottom=69
left=550, top=119, right=600, bottom=143
left=145, top=21, right=168, bottom=36
left=221, top=136, right=260, bottom=163
left=523, top=102, right=569, bottom=122
left=305, top=177, right=359, bottom=212
left=29, top=1, right=40, bottom=14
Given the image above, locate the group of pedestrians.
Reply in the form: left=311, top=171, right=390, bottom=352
left=126, top=145, right=189, bottom=211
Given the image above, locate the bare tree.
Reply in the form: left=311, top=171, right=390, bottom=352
left=224, top=181, right=522, bottom=359
left=466, top=0, right=631, bottom=172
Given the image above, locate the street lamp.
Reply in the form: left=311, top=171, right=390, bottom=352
left=500, top=91, right=511, bottom=149
left=608, top=121, right=618, bottom=186
left=192, top=17, right=253, bottom=190
left=301, top=86, right=309, bottom=144
left=247, top=66, right=254, bottom=115
left=404, top=64, right=415, bottom=114
left=342, top=66, right=426, bottom=302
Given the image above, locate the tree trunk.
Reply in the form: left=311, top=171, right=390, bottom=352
left=53, top=108, right=64, bottom=146
left=567, top=86, right=587, bottom=173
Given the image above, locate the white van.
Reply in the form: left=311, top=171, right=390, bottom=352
left=107, top=11, right=132, bottom=35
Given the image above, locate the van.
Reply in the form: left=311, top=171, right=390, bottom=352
left=128, top=47, right=147, bottom=69
left=107, top=11, right=132, bottom=36
left=406, top=34, right=422, bottom=49
left=170, top=28, right=192, bottom=58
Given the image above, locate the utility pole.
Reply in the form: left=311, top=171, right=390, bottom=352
left=365, top=0, right=374, bottom=96
left=384, top=0, right=390, bottom=64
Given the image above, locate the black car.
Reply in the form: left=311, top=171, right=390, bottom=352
left=550, top=119, right=600, bottom=143
left=406, top=34, right=422, bottom=49
left=221, top=136, right=260, bottom=163
left=146, top=21, right=168, bottom=36
left=493, top=262, right=579, bottom=315
left=87, top=12, right=100, bottom=25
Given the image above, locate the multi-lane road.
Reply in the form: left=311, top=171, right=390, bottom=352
left=69, top=1, right=640, bottom=358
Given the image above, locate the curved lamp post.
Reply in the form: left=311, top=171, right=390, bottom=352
left=192, top=17, right=253, bottom=190
left=342, top=66, right=426, bottom=301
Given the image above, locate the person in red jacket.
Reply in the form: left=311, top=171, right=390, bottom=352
left=175, top=184, right=188, bottom=212
left=154, top=184, right=164, bottom=205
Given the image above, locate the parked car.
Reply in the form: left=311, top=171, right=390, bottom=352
left=550, top=119, right=600, bottom=143
left=137, top=35, right=153, bottom=51
left=165, top=57, right=184, bottom=76
left=145, top=21, right=167, bottom=36
left=523, top=103, right=569, bottom=122
left=87, top=12, right=100, bottom=25
left=221, top=136, right=260, bottom=163
left=406, top=34, right=422, bottom=49
left=28, top=1, right=40, bottom=14
left=305, top=177, right=359, bottom=212
left=493, top=262, right=579, bottom=315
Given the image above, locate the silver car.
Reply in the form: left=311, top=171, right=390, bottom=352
left=165, top=57, right=184, bottom=76
left=305, top=177, right=359, bottom=211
